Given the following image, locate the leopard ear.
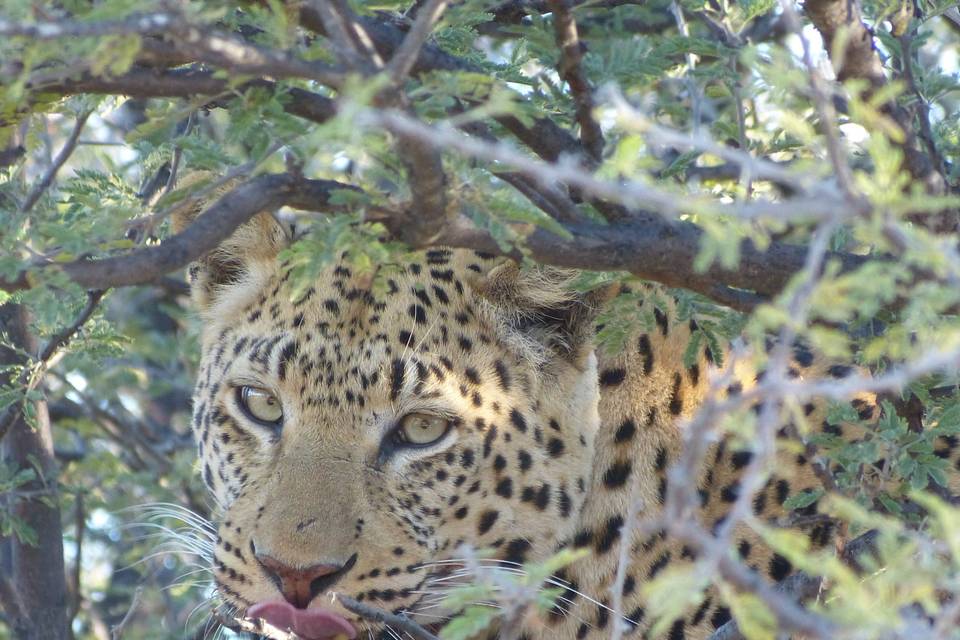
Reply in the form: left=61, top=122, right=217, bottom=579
left=170, top=175, right=290, bottom=313
left=473, top=260, right=618, bottom=367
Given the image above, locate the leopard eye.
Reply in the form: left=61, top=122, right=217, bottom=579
left=237, top=386, right=283, bottom=426
left=394, top=413, right=451, bottom=447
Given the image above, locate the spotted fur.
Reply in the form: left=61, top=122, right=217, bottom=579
left=177, top=212, right=960, bottom=640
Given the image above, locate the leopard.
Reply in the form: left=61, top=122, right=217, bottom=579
left=176, top=210, right=960, bottom=640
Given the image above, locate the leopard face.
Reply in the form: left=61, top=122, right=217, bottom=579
left=184, top=217, right=604, bottom=635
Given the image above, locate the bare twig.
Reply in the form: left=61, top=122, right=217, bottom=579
left=359, top=106, right=867, bottom=222
left=335, top=594, right=440, bottom=640
left=778, top=0, right=858, bottom=202
left=20, top=109, right=92, bottom=213
left=387, top=0, right=449, bottom=84
left=110, top=586, right=143, bottom=640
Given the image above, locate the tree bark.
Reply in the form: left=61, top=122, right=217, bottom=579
left=0, top=304, right=69, bottom=640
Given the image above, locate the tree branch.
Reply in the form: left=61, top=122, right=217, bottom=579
left=0, top=290, right=105, bottom=443
left=547, top=0, right=604, bottom=161
left=19, top=109, right=92, bottom=213
left=0, top=174, right=364, bottom=294
left=386, top=0, right=448, bottom=84
left=802, top=0, right=954, bottom=224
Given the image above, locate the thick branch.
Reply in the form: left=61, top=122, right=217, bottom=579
left=0, top=305, right=70, bottom=640
left=28, top=67, right=337, bottom=125
left=1, top=168, right=876, bottom=311
left=0, top=174, right=362, bottom=293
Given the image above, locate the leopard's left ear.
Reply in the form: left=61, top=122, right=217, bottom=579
left=170, top=173, right=291, bottom=313
left=472, top=259, right=618, bottom=367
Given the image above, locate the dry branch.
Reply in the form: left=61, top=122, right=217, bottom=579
left=547, top=0, right=604, bottom=161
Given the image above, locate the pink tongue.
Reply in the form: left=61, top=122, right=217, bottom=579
left=248, top=600, right=357, bottom=639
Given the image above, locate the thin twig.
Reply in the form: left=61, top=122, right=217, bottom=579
left=335, top=594, right=441, bottom=640
left=778, top=0, right=858, bottom=202
left=20, top=109, right=92, bottom=213
left=110, top=586, right=143, bottom=639
left=387, top=0, right=449, bottom=84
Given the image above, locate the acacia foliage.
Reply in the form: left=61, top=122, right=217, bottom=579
left=0, top=0, right=959, bottom=639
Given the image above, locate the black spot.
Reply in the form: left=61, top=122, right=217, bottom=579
left=547, top=438, right=565, bottom=457
left=730, top=450, right=753, bottom=470
left=494, top=361, right=511, bottom=390
left=493, top=455, right=507, bottom=472
left=277, top=341, right=299, bottom=382
left=573, top=529, right=592, bottom=548
left=654, top=446, right=668, bottom=471
left=464, top=368, right=481, bottom=385
left=454, top=507, right=469, bottom=519
left=518, top=450, right=532, bottom=471
left=603, top=461, right=632, bottom=488
left=720, top=482, right=740, bottom=503
left=412, top=288, right=432, bottom=307
left=792, top=342, right=814, bottom=367
left=647, top=551, right=671, bottom=579
left=669, top=373, right=683, bottom=415
left=430, top=268, right=454, bottom=281
left=478, top=510, right=499, bottom=535
left=653, top=307, right=669, bottom=336
left=626, top=606, right=645, bottom=630
left=495, top=477, right=513, bottom=498
left=615, top=419, right=636, bottom=443
left=622, top=575, right=636, bottom=596
left=775, top=479, right=790, bottom=504
left=710, top=606, right=732, bottom=629
left=482, top=426, right=497, bottom=458
left=691, top=597, right=711, bottom=625
left=667, top=619, right=685, bottom=640
left=599, top=368, right=627, bottom=386
left=769, top=553, right=792, bottom=580
left=688, top=363, right=700, bottom=385
left=408, top=304, right=428, bottom=325
left=558, top=487, right=572, bottom=517
left=390, top=359, right=405, bottom=401
left=398, top=330, right=414, bottom=345
left=323, top=299, right=340, bottom=314
left=828, top=364, right=853, bottom=378
left=637, top=334, right=654, bottom=374
left=504, top=538, right=531, bottom=565
left=461, top=449, right=475, bottom=468
left=510, top=409, right=528, bottom=433
left=752, top=491, right=767, bottom=515
left=737, top=539, right=751, bottom=559
left=534, top=484, right=551, bottom=510
left=596, top=515, right=623, bottom=553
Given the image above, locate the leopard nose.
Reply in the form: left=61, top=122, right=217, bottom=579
left=255, top=551, right=358, bottom=609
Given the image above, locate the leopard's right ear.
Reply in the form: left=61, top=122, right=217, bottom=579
left=170, top=176, right=290, bottom=314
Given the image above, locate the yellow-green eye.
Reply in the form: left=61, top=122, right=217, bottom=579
left=237, top=386, right=283, bottom=426
left=395, top=413, right=451, bottom=446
